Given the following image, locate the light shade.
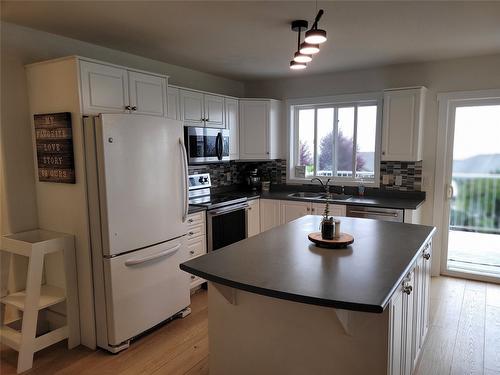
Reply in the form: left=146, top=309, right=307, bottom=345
left=293, top=51, right=312, bottom=63
left=299, top=42, right=320, bottom=55
left=304, top=29, right=327, bottom=44
left=290, top=60, right=307, bottom=70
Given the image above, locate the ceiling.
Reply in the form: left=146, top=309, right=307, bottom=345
left=2, top=1, right=500, bottom=81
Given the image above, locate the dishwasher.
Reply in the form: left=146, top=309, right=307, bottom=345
left=346, top=205, right=404, bottom=222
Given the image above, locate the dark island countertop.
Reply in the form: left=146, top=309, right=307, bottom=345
left=180, top=216, right=435, bottom=313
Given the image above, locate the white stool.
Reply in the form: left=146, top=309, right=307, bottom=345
left=0, top=229, right=80, bottom=373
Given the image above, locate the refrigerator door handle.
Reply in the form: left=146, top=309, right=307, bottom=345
left=124, top=244, right=181, bottom=267
left=179, top=138, right=189, bottom=223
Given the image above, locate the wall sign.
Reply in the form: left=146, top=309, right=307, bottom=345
left=34, top=112, right=75, bottom=183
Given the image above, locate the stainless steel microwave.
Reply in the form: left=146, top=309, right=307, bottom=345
left=184, top=127, right=229, bottom=164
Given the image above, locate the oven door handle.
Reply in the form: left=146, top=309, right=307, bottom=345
left=209, top=203, right=249, bottom=216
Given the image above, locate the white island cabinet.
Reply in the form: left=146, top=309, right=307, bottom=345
left=181, top=216, right=435, bottom=375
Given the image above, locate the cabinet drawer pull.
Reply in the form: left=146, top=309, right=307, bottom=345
left=189, top=250, right=195, bottom=255
left=188, top=231, right=194, bottom=236
left=423, top=253, right=431, bottom=260
left=403, top=284, right=413, bottom=295
left=188, top=219, right=194, bottom=223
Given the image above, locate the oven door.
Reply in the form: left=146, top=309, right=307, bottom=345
left=207, top=202, right=248, bottom=251
left=185, top=127, right=229, bottom=164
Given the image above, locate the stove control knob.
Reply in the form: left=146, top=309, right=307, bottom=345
left=198, top=177, right=204, bottom=183
left=204, top=177, right=209, bottom=183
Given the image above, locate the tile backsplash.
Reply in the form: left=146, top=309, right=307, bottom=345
left=380, top=161, right=422, bottom=191
left=188, top=159, right=422, bottom=192
left=188, top=159, right=287, bottom=188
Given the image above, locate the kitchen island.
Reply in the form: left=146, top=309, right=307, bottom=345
left=181, top=216, right=435, bottom=375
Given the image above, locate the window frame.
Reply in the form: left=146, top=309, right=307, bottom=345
left=287, top=92, right=383, bottom=186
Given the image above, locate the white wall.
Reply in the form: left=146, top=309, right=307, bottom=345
left=245, top=53, right=500, bottom=275
left=0, top=21, right=244, bottom=236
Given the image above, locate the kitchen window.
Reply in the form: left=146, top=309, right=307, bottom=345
left=288, top=93, right=382, bottom=186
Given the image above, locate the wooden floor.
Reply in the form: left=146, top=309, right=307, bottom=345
left=1, top=277, right=500, bottom=375
left=415, top=277, right=500, bottom=375
left=1, top=290, right=209, bottom=375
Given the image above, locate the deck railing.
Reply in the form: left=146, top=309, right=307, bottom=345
left=450, top=173, right=500, bottom=234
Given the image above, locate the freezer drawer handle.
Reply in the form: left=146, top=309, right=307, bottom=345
left=348, top=209, right=399, bottom=217
left=124, top=244, right=181, bottom=267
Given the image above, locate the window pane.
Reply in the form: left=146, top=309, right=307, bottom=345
left=317, top=108, right=334, bottom=177
left=356, top=106, right=377, bottom=180
left=336, top=107, right=355, bottom=177
left=298, top=109, right=314, bottom=176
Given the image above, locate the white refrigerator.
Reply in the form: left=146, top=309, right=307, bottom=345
left=83, top=113, right=190, bottom=353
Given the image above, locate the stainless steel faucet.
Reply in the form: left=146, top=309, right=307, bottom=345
left=311, top=178, right=332, bottom=193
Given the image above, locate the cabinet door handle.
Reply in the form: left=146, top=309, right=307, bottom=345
left=382, top=151, right=386, bottom=156
left=189, top=250, right=195, bottom=255
left=188, top=231, right=194, bottom=236
left=423, top=253, right=431, bottom=260
left=125, top=105, right=131, bottom=110
left=403, top=284, right=413, bottom=295
left=248, top=207, right=252, bottom=210
left=188, top=218, right=194, bottom=223
left=131, top=106, right=137, bottom=111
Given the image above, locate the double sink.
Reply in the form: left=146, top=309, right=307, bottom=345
left=287, top=192, right=352, bottom=201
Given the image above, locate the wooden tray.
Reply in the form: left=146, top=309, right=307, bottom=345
left=308, top=232, right=354, bottom=249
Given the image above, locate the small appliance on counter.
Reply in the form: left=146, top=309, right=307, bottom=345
left=246, top=169, right=261, bottom=191
left=184, top=126, right=229, bottom=164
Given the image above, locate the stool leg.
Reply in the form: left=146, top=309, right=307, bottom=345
left=0, top=251, right=12, bottom=325
left=17, top=251, right=44, bottom=374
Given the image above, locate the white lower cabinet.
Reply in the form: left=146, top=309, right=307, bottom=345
left=388, top=239, right=432, bottom=375
left=247, top=199, right=261, bottom=237
left=186, top=211, right=207, bottom=289
left=259, top=199, right=347, bottom=230
left=260, top=199, right=281, bottom=232
left=280, top=201, right=310, bottom=224
left=311, top=202, right=346, bottom=217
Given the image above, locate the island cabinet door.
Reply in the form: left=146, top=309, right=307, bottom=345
left=411, top=254, right=424, bottom=371
left=280, top=201, right=311, bottom=224
left=421, top=240, right=432, bottom=343
left=389, top=285, right=405, bottom=375
left=389, top=271, right=415, bottom=375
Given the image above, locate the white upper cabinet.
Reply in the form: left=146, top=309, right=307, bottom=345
left=128, top=71, right=167, bottom=117
left=225, top=98, right=239, bottom=160
left=79, top=59, right=168, bottom=117
left=239, top=99, right=281, bottom=160
left=381, top=87, right=426, bottom=161
left=167, top=86, right=180, bottom=120
left=204, top=94, right=225, bottom=128
left=180, top=90, right=204, bottom=125
left=179, top=89, right=226, bottom=128
left=80, top=61, right=129, bottom=114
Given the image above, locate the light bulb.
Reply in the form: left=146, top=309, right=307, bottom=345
left=290, top=60, right=307, bottom=70
left=293, top=51, right=312, bottom=63
left=304, top=29, right=327, bottom=44
left=299, top=42, right=320, bottom=55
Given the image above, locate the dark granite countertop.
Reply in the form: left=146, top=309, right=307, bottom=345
left=188, top=205, right=207, bottom=214
left=180, top=216, right=435, bottom=313
left=235, top=191, right=424, bottom=210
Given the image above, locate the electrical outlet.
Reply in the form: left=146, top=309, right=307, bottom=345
left=382, top=174, right=390, bottom=185
left=395, top=175, right=403, bottom=186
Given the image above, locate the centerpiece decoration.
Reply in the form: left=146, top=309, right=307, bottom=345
left=308, top=178, right=354, bottom=248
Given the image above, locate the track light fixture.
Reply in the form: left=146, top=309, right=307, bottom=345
left=304, top=9, right=327, bottom=44
left=289, top=9, right=326, bottom=70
